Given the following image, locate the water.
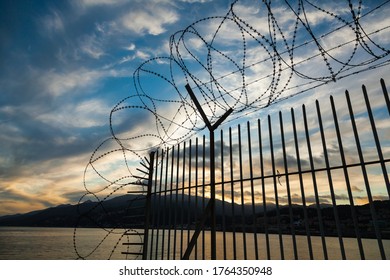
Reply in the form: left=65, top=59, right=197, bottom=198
left=0, top=227, right=389, bottom=260
left=148, top=230, right=390, bottom=260
left=0, top=227, right=134, bottom=260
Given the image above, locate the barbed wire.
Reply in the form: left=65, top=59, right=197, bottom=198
left=74, top=0, right=390, bottom=259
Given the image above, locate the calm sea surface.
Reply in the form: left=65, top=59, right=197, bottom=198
left=0, top=227, right=389, bottom=260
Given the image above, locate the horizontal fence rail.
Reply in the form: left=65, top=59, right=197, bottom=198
left=144, top=79, right=390, bottom=260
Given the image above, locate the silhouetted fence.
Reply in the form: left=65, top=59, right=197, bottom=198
left=140, top=79, right=390, bottom=260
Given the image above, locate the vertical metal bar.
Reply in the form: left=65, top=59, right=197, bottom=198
left=247, top=121, right=259, bottom=260
left=258, top=119, right=270, bottom=260
left=210, top=130, right=217, bottom=260
left=303, top=103, right=329, bottom=260
left=380, top=78, right=390, bottom=116
left=268, top=115, right=284, bottom=260
left=346, top=90, right=386, bottom=260
left=202, top=135, right=206, bottom=260
left=155, top=149, right=164, bottom=260
left=291, top=107, right=313, bottom=260
left=161, top=147, right=169, bottom=260
left=173, top=144, right=180, bottom=260
left=279, top=111, right=298, bottom=260
left=150, top=149, right=159, bottom=259
left=238, top=124, right=248, bottom=260
left=167, top=146, right=175, bottom=260
left=142, top=151, right=155, bottom=260
left=149, top=150, right=159, bottom=260
left=229, top=127, right=237, bottom=259
left=362, top=85, right=390, bottom=199
left=188, top=139, right=192, bottom=246
left=180, top=142, right=186, bottom=258
left=195, top=137, right=199, bottom=260
left=316, top=100, right=346, bottom=259
left=331, top=95, right=365, bottom=260
left=220, top=129, right=227, bottom=260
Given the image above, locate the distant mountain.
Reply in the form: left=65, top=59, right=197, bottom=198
left=0, top=194, right=247, bottom=227
left=0, top=193, right=275, bottom=228
left=0, top=195, right=144, bottom=228
left=0, top=195, right=388, bottom=239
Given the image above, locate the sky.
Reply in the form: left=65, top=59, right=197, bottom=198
left=1, top=0, right=390, bottom=216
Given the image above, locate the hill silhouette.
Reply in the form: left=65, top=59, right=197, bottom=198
left=0, top=195, right=388, bottom=238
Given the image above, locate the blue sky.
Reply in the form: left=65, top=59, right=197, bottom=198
left=1, top=0, right=390, bottom=216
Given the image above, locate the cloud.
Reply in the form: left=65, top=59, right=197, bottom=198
left=351, top=185, right=364, bottom=193
left=79, top=34, right=106, bottom=59
left=179, top=0, right=213, bottom=3
left=78, top=0, right=127, bottom=7
left=36, top=98, right=110, bottom=128
left=0, top=186, right=62, bottom=215
left=120, top=5, right=179, bottom=36
left=40, top=10, right=65, bottom=35
left=120, top=50, right=151, bottom=64
left=1, top=66, right=108, bottom=106
left=40, top=67, right=113, bottom=97
left=124, top=43, right=136, bottom=51
left=0, top=151, right=98, bottom=215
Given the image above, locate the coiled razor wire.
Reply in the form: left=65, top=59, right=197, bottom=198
left=74, top=0, right=390, bottom=259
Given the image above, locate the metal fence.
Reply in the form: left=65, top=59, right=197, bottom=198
left=137, top=79, right=390, bottom=260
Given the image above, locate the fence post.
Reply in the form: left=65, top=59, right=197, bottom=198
left=183, top=84, right=233, bottom=260
left=142, top=151, right=155, bottom=260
